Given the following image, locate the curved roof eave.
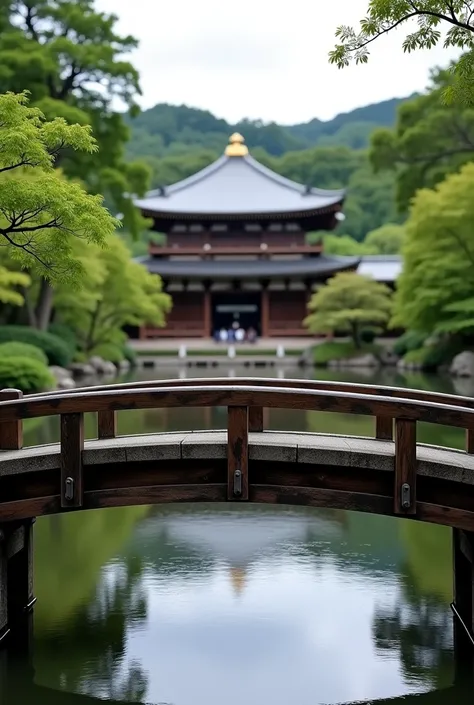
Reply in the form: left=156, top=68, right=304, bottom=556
left=138, top=255, right=360, bottom=280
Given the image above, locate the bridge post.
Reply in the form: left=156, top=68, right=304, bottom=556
left=453, top=528, right=474, bottom=676
left=0, top=519, right=36, bottom=649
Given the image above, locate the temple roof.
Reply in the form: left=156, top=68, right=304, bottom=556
left=137, top=254, right=360, bottom=280
left=134, top=133, right=346, bottom=219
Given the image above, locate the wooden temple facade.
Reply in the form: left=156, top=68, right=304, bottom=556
left=135, top=133, right=359, bottom=338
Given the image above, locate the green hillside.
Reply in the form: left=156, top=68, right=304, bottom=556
left=125, top=95, right=414, bottom=160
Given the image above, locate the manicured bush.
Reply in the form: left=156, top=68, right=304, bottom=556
left=393, top=330, right=428, bottom=357
left=0, top=342, right=48, bottom=365
left=48, top=323, right=78, bottom=353
left=91, top=343, right=124, bottom=364
left=403, top=339, right=465, bottom=371
left=360, top=328, right=377, bottom=344
left=0, top=356, right=55, bottom=393
left=0, top=326, right=72, bottom=367
left=122, top=343, right=137, bottom=366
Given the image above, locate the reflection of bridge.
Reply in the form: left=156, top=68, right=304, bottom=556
left=0, top=378, right=473, bottom=664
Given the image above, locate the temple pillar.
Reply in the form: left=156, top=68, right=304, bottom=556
left=261, top=282, right=269, bottom=338
left=203, top=281, right=212, bottom=337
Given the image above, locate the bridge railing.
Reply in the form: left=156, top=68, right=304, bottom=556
left=18, top=376, right=474, bottom=447
left=1, top=381, right=474, bottom=519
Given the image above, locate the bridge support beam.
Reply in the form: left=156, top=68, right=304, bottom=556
left=0, top=519, right=36, bottom=649
left=453, top=528, right=474, bottom=676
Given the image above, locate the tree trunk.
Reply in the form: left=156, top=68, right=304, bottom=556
left=34, top=278, right=54, bottom=331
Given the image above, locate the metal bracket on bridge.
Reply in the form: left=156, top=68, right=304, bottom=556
left=401, top=483, right=411, bottom=510
left=64, top=477, right=75, bottom=502
left=233, top=469, right=242, bottom=498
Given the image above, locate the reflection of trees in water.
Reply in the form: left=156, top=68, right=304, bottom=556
left=35, top=552, right=149, bottom=702
left=373, top=595, right=453, bottom=690
left=372, top=520, right=454, bottom=692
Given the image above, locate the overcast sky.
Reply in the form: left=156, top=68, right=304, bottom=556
left=96, top=0, right=460, bottom=124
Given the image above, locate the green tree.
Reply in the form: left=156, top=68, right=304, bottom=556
left=365, top=223, right=404, bottom=253
left=322, top=233, right=375, bottom=255
left=0, top=0, right=150, bottom=234
left=0, top=92, right=117, bottom=272
left=370, top=68, right=474, bottom=210
left=393, top=161, right=474, bottom=335
left=330, top=1, right=474, bottom=105
left=0, top=266, right=30, bottom=306
left=304, top=272, right=392, bottom=347
left=54, top=235, right=171, bottom=356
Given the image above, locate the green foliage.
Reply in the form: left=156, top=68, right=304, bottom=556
left=313, top=340, right=379, bottom=366
left=305, top=272, right=392, bottom=348
left=0, top=0, right=147, bottom=235
left=393, top=330, right=429, bottom=357
left=0, top=265, right=30, bottom=306
left=0, top=325, right=72, bottom=366
left=402, top=339, right=462, bottom=370
left=91, top=342, right=124, bottom=363
left=122, top=344, right=137, bottom=366
left=323, top=233, right=375, bottom=255
left=370, top=69, right=474, bottom=210
left=0, top=91, right=118, bottom=280
left=393, top=162, right=474, bottom=335
left=330, top=2, right=474, bottom=105
left=0, top=355, right=54, bottom=392
left=54, top=234, right=171, bottom=355
left=48, top=323, right=78, bottom=352
left=0, top=341, right=47, bottom=364
left=364, top=223, right=404, bottom=254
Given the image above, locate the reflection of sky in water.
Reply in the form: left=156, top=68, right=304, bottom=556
left=82, top=507, right=434, bottom=705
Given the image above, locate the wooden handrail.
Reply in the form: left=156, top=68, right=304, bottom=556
left=1, top=384, right=474, bottom=429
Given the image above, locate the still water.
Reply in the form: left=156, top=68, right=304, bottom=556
left=3, top=365, right=474, bottom=704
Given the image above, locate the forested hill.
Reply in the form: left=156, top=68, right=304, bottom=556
left=125, top=95, right=415, bottom=160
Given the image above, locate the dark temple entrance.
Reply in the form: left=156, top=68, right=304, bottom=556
left=212, top=292, right=261, bottom=336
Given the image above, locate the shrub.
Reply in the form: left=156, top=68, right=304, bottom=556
left=91, top=343, right=124, bottom=364
left=0, top=342, right=48, bottom=366
left=393, top=330, right=428, bottom=357
left=403, top=339, right=463, bottom=370
left=360, top=328, right=377, bottom=344
left=0, top=326, right=72, bottom=367
left=122, top=344, right=137, bottom=367
left=0, top=356, right=54, bottom=393
left=48, top=323, right=78, bottom=353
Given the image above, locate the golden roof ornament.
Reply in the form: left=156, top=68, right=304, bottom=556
left=225, top=132, right=249, bottom=157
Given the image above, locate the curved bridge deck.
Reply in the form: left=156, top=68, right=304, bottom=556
left=1, top=429, right=474, bottom=529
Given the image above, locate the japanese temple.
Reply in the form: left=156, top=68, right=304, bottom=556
left=134, top=133, right=361, bottom=338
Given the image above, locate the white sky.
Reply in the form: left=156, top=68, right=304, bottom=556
left=96, top=0, right=460, bottom=124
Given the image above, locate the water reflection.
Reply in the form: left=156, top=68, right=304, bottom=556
left=3, top=366, right=474, bottom=704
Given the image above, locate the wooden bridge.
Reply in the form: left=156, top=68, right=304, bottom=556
left=0, top=377, right=474, bottom=666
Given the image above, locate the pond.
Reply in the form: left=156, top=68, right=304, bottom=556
left=2, top=364, right=474, bottom=705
